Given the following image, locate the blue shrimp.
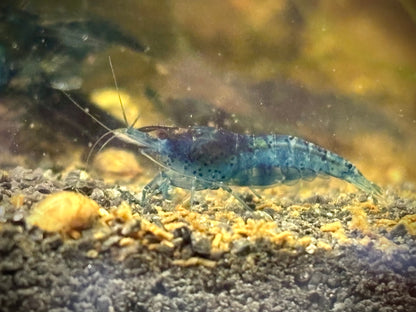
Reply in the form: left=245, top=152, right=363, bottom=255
left=112, top=125, right=382, bottom=206
left=64, top=58, right=381, bottom=208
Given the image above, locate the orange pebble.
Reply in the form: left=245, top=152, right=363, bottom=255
left=28, top=191, right=99, bottom=234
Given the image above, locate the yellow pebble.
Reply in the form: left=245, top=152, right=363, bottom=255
left=10, top=194, right=25, bottom=208
left=321, top=221, right=342, bottom=232
left=86, top=249, right=99, bottom=258
left=320, top=221, right=349, bottom=243
left=98, top=208, right=110, bottom=217
left=349, top=206, right=370, bottom=234
left=93, top=148, right=143, bottom=180
left=172, top=257, right=217, bottom=268
left=28, top=191, right=99, bottom=234
left=141, top=219, right=174, bottom=241
left=317, top=241, right=332, bottom=251
left=113, top=202, right=133, bottom=221
left=68, top=230, right=82, bottom=240
left=119, top=237, right=136, bottom=247
left=298, top=236, right=312, bottom=247
left=93, top=231, right=108, bottom=240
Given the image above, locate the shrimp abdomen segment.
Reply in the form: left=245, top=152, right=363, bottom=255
left=229, top=134, right=381, bottom=194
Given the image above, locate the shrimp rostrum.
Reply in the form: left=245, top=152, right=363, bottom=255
left=112, top=125, right=382, bottom=206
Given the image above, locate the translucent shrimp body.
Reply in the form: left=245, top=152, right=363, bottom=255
left=114, top=125, right=382, bottom=200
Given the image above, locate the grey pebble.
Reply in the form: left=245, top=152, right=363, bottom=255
left=41, top=234, right=63, bottom=251
left=230, top=238, right=252, bottom=256
left=90, top=188, right=105, bottom=200
left=295, top=270, right=311, bottom=286
left=12, top=210, right=25, bottom=223
left=96, top=295, right=114, bottom=312
left=0, top=236, right=16, bottom=253
left=120, top=219, right=141, bottom=236
left=101, top=235, right=121, bottom=251
left=190, top=232, right=211, bottom=256
left=0, top=257, right=24, bottom=273
left=390, top=223, right=408, bottom=238
left=308, top=271, right=323, bottom=287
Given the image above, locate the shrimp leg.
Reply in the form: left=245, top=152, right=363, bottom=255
left=141, top=171, right=171, bottom=203
left=248, top=187, right=263, bottom=199
left=220, top=185, right=253, bottom=210
left=145, top=170, right=252, bottom=210
left=141, top=170, right=218, bottom=204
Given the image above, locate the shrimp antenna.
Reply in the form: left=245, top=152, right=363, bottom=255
left=129, top=112, right=142, bottom=129
left=89, top=132, right=118, bottom=165
left=86, top=130, right=114, bottom=166
left=108, top=55, right=129, bottom=127
left=62, top=91, right=112, bottom=132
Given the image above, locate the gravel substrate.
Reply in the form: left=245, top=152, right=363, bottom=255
left=1, top=167, right=416, bottom=312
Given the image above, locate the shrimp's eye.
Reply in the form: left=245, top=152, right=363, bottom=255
left=156, top=129, right=168, bottom=139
